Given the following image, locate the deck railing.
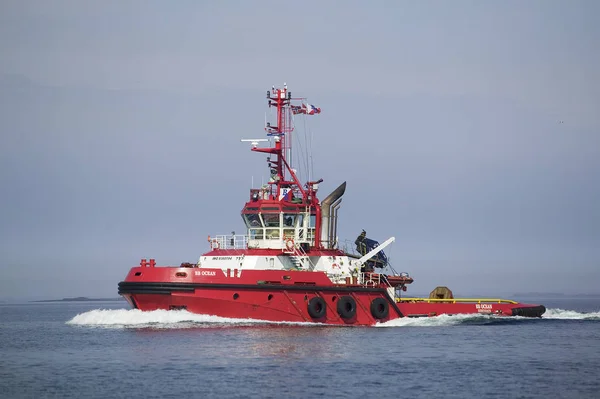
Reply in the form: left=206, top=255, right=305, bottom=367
left=209, top=234, right=248, bottom=250
left=395, top=298, right=518, bottom=304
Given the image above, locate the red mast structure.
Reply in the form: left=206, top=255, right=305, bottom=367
left=244, top=84, right=324, bottom=249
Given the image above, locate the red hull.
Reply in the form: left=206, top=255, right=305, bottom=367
left=396, top=301, right=545, bottom=318
left=119, top=266, right=545, bottom=326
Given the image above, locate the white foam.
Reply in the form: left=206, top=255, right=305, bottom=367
left=66, top=309, right=315, bottom=329
left=542, top=308, right=600, bottom=320
left=374, top=308, right=600, bottom=327
left=375, top=313, right=489, bottom=327
left=66, top=307, right=600, bottom=329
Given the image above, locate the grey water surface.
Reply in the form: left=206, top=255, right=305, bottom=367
left=1, top=298, right=599, bottom=399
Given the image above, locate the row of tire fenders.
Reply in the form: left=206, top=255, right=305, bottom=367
left=306, top=296, right=389, bottom=321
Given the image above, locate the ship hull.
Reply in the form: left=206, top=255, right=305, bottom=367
left=119, top=282, right=401, bottom=325
left=396, top=301, right=546, bottom=318
left=118, top=267, right=545, bottom=326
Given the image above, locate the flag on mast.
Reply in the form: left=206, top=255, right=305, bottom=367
left=291, top=103, right=321, bottom=115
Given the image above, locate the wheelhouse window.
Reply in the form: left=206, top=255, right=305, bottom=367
left=283, top=214, right=297, bottom=227
left=263, top=213, right=280, bottom=227
left=266, top=229, right=280, bottom=239
left=243, top=213, right=262, bottom=228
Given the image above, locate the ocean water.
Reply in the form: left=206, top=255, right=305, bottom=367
left=1, top=298, right=599, bottom=399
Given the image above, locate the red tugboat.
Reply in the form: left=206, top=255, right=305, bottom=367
left=118, top=84, right=546, bottom=325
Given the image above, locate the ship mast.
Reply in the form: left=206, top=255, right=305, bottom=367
left=247, top=84, right=325, bottom=248
left=252, top=83, right=318, bottom=204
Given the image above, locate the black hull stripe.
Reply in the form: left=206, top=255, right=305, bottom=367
left=118, top=281, right=404, bottom=318
left=511, top=305, right=546, bottom=317
left=119, top=281, right=387, bottom=293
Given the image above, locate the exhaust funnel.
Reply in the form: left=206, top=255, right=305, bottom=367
left=320, top=181, right=346, bottom=248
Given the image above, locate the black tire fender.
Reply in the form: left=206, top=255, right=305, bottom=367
left=337, top=295, right=357, bottom=319
left=370, top=297, right=389, bottom=319
left=307, top=297, right=326, bottom=319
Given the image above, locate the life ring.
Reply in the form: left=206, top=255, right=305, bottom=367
left=307, top=297, right=326, bottom=319
left=285, top=238, right=295, bottom=250
left=332, top=263, right=340, bottom=269
left=370, top=297, right=389, bottom=319
left=337, top=296, right=356, bottom=319
left=212, top=241, right=220, bottom=250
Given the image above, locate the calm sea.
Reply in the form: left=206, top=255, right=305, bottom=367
left=1, top=298, right=599, bottom=399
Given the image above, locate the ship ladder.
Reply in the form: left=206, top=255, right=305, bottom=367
left=289, top=256, right=302, bottom=270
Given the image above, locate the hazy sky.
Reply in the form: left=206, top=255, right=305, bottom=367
left=1, top=1, right=599, bottom=300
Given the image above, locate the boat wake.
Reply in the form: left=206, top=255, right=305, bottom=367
left=67, top=307, right=600, bottom=329
left=542, top=308, right=600, bottom=320
left=376, top=307, right=600, bottom=327
left=66, top=309, right=316, bottom=329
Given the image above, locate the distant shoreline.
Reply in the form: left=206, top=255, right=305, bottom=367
left=31, top=297, right=125, bottom=303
